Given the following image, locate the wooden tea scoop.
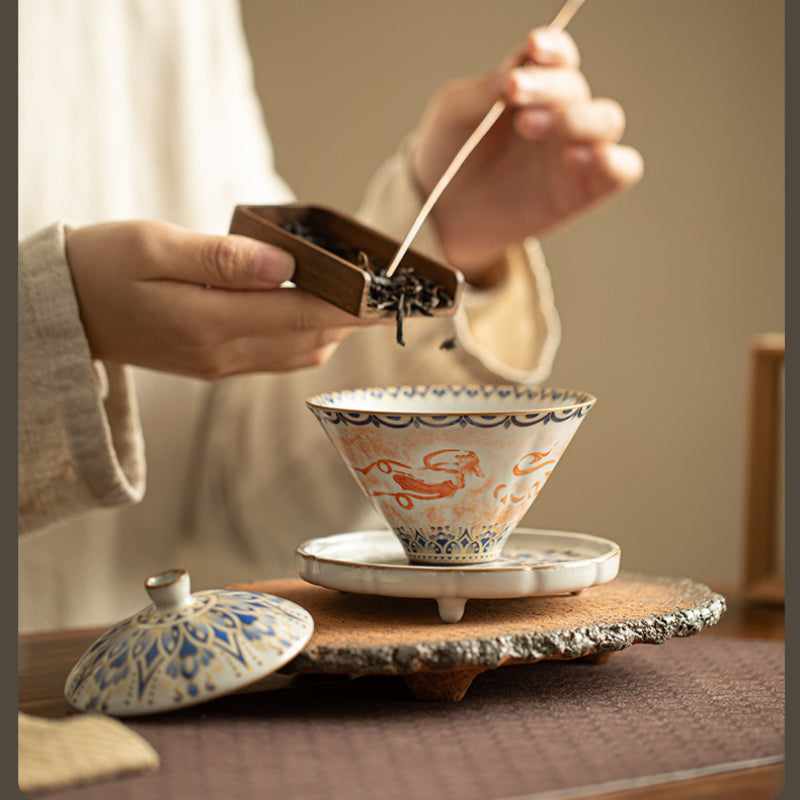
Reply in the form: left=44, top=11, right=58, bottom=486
left=384, top=0, right=587, bottom=277
left=229, top=203, right=464, bottom=320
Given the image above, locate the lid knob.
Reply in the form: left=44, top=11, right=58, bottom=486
left=144, top=569, right=192, bottom=612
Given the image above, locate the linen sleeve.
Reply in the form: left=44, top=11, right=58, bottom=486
left=354, top=137, right=561, bottom=385
left=18, top=223, right=146, bottom=534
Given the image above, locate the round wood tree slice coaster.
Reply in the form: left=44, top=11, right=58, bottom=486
left=229, top=571, right=725, bottom=701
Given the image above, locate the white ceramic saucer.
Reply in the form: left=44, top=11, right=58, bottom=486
left=296, top=528, right=621, bottom=622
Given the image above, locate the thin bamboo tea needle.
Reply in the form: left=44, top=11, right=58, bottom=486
left=384, top=0, right=587, bottom=277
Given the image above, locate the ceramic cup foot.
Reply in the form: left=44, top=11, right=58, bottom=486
left=404, top=548, right=505, bottom=567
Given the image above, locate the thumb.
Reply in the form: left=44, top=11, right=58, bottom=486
left=178, top=229, right=295, bottom=289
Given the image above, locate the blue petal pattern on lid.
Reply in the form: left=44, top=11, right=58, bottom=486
left=65, top=580, right=314, bottom=717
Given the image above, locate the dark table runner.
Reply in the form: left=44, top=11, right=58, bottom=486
left=31, top=636, right=784, bottom=800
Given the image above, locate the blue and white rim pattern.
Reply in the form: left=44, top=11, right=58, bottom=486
left=307, top=385, right=596, bottom=429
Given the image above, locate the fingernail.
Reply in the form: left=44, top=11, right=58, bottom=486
left=520, top=108, right=552, bottom=138
left=251, top=245, right=295, bottom=285
left=531, top=30, right=560, bottom=63
left=565, top=144, right=594, bottom=167
left=509, top=68, right=544, bottom=101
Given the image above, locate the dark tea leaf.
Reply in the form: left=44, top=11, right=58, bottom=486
left=282, top=220, right=453, bottom=345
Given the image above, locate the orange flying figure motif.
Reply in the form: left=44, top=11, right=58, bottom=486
left=353, top=449, right=484, bottom=508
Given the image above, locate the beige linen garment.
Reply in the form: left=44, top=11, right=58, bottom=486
left=18, top=712, right=160, bottom=793
left=18, top=0, right=560, bottom=631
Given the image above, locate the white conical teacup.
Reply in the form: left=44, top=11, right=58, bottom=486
left=307, top=384, right=596, bottom=565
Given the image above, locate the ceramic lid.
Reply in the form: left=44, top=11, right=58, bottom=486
left=64, top=569, right=314, bottom=716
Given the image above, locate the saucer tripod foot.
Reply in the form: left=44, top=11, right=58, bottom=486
left=431, top=592, right=583, bottom=624
left=436, top=598, right=468, bottom=623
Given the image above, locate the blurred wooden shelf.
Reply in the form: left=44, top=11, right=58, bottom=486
left=704, top=583, right=784, bottom=641
left=744, top=575, right=785, bottom=605
left=742, top=332, right=785, bottom=603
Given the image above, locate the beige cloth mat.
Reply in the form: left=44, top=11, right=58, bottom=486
left=18, top=711, right=159, bottom=795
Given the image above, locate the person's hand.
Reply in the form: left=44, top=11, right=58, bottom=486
left=410, top=26, right=644, bottom=279
left=65, top=220, right=384, bottom=378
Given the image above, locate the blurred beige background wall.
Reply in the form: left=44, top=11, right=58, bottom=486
left=240, top=0, right=784, bottom=588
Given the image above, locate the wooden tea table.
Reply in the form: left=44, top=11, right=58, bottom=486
left=18, top=576, right=784, bottom=800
